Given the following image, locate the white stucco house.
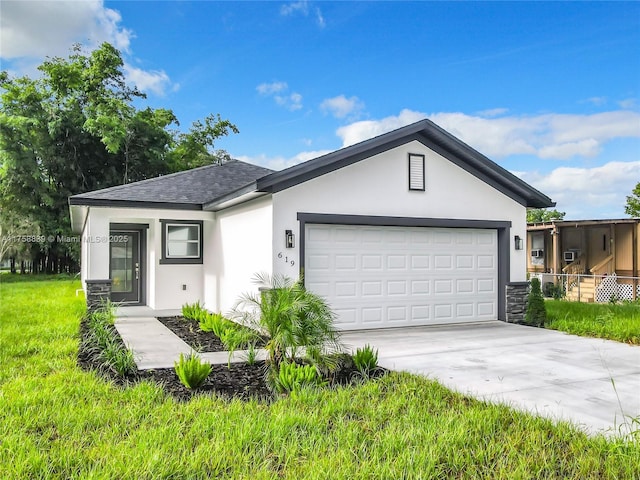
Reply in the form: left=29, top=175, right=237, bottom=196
left=69, top=119, right=554, bottom=330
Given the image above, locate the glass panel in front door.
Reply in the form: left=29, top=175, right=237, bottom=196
left=111, top=234, right=133, bottom=293
left=110, top=231, right=140, bottom=303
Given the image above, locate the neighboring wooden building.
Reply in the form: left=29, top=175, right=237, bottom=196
left=527, top=219, right=640, bottom=302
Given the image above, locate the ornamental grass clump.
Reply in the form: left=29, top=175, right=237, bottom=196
left=82, top=302, right=136, bottom=377
left=353, top=344, right=379, bottom=378
left=174, top=352, right=211, bottom=389
left=525, top=277, right=547, bottom=327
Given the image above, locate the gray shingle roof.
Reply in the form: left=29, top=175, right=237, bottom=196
left=69, top=160, right=274, bottom=209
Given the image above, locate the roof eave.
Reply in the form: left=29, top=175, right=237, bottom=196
left=203, top=182, right=267, bottom=211
left=68, top=197, right=203, bottom=210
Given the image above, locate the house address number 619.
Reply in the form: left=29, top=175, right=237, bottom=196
left=277, top=252, right=295, bottom=266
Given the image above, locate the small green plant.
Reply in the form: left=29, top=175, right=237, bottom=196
left=219, top=327, right=259, bottom=367
left=245, top=342, right=258, bottom=365
left=102, top=336, right=137, bottom=377
left=181, top=301, right=204, bottom=320
left=524, top=277, right=547, bottom=327
left=174, top=352, right=211, bottom=390
left=353, top=344, right=379, bottom=378
left=198, top=311, right=227, bottom=336
left=273, top=361, right=326, bottom=394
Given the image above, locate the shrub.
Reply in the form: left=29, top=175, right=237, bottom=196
left=353, top=344, right=379, bottom=378
left=525, top=277, right=547, bottom=327
left=273, top=361, right=326, bottom=394
left=174, top=352, right=211, bottom=389
left=543, top=282, right=565, bottom=300
left=232, top=273, right=343, bottom=385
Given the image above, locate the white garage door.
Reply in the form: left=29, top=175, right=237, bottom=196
left=304, top=224, right=498, bottom=330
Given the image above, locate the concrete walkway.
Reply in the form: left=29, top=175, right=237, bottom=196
left=115, top=311, right=640, bottom=436
left=341, top=322, right=640, bottom=437
left=115, top=317, right=266, bottom=369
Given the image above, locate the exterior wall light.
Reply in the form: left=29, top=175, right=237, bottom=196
left=285, top=230, right=295, bottom=249
left=514, top=235, right=523, bottom=250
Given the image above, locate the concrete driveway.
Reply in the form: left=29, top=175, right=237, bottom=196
left=341, top=321, right=640, bottom=437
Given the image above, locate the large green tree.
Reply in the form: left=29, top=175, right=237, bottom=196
left=625, top=182, right=640, bottom=218
left=526, top=208, right=566, bottom=223
left=0, top=43, right=237, bottom=273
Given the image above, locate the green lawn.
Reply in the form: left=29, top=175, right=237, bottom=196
left=1, top=277, right=639, bottom=479
left=545, top=300, right=640, bottom=345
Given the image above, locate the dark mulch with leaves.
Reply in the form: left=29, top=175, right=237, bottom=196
left=77, top=315, right=385, bottom=402
left=157, top=316, right=227, bottom=352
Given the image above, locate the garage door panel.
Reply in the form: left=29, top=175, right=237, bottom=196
left=477, top=278, right=496, bottom=293
left=456, top=279, right=474, bottom=293
left=411, top=255, right=430, bottom=269
left=362, top=255, right=383, bottom=270
left=387, top=255, right=407, bottom=269
left=411, top=305, right=430, bottom=321
left=387, top=280, right=407, bottom=295
left=305, top=224, right=498, bottom=330
left=456, top=303, right=475, bottom=318
left=411, top=280, right=430, bottom=294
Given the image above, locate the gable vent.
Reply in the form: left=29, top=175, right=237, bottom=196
left=408, top=153, right=425, bottom=191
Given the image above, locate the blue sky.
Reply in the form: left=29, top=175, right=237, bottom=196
left=2, top=1, right=639, bottom=219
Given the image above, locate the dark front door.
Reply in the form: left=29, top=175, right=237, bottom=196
left=110, top=230, right=143, bottom=304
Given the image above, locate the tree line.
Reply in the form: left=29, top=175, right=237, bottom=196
left=0, top=43, right=237, bottom=273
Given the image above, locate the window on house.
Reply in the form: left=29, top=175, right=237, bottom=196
left=160, top=220, right=203, bottom=264
left=408, top=153, right=425, bottom=191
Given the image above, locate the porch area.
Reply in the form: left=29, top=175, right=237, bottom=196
left=527, top=219, right=640, bottom=302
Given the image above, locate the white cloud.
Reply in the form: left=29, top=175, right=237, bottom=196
left=280, top=1, right=325, bottom=28
left=280, top=1, right=309, bottom=16
left=320, top=95, right=365, bottom=119
left=517, top=161, right=640, bottom=219
left=335, top=108, right=640, bottom=160
left=257, top=81, right=288, bottom=95
left=477, top=108, right=509, bottom=118
left=257, top=81, right=303, bottom=111
left=123, top=64, right=176, bottom=97
left=584, top=97, right=607, bottom=106
left=336, top=109, right=427, bottom=147
left=0, top=0, right=132, bottom=59
left=237, top=149, right=332, bottom=171
left=618, top=98, right=637, bottom=109
left=0, top=1, right=177, bottom=96
left=537, top=139, right=600, bottom=159
left=315, top=8, right=325, bottom=28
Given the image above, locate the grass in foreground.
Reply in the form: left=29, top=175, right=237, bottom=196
left=1, top=277, right=639, bottom=479
left=545, top=300, right=640, bottom=345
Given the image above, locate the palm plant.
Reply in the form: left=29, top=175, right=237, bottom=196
left=232, top=273, right=343, bottom=382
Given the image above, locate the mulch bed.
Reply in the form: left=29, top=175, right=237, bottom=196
left=156, top=316, right=228, bottom=352
left=77, top=315, right=385, bottom=402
